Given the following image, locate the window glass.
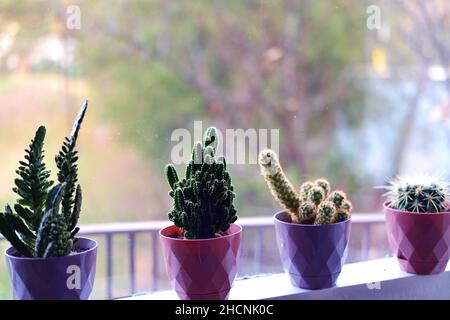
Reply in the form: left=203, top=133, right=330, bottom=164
left=0, top=0, right=448, bottom=299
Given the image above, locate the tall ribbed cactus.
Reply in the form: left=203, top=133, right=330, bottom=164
left=165, top=127, right=238, bottom=239
left=0, top=101, right=88, bottom=257
left=259, top=149, right=352, bottom=224
left=384, top=175, right=450, bottom=213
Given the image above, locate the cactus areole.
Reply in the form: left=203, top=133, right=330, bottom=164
left=0, top=101, right=97, bottom=300
left=160, top=127, right=241, bottom=300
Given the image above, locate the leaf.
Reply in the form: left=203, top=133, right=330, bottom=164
left=14, top=204, right=33, bottom=225
left=45, top=184, right=66, bottom=212
left=14, top=179, right=31, bottom=193
left=43, top=242, right=54, bottom=259
left=13, top=125, right=53, bottom=215
left=4, top=205, right=35, bottom=240
left=69, top=185, right=82, bottom=231
left=35, top=210, right=52, bottom=257
left=55, top=101, right=88, bottom=220
left=0, top=213, right=33, bottom=257
left=70, top=227, right=80, bottom=238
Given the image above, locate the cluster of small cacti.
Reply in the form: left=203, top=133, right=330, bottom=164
left=165, top=127, right=238, bottom=239
left=0, top=102, right=88, bottom=258
left=384, top=175, right=450, bottom=213
left=259, top=149, right=352, bottom=224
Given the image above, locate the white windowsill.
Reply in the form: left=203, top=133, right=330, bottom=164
left=121, top=257, right=450, bottom=300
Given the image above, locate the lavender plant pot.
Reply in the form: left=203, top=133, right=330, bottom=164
left=5, top=237, right=97, bottom=300
left=274, top=211, right=351, bottom=289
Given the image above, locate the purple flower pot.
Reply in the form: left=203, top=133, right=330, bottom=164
left=384, top=202, right=450, bottom=275
left=5, top=237, right=98, bottom=300
left=274, top=211, right=351, bottom=289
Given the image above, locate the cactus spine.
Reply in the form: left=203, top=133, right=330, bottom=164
left=384, top=175, right=450, bottom=213
left=165, top=127, right=238, bottom=239
left=0, top=101, right=88, bottom=257
left=259, top=149, right=352, bottom=224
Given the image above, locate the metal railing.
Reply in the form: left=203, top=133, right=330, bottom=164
left=0, top=213, right=386, bottom=299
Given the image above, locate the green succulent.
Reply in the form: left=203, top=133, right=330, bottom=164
left=165, top=127, right=238, bottom=239
left=0, top=101, right=88, bottom=258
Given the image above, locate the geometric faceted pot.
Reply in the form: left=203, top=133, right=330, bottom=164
left=274, top=211, right=351, bottom=289
left=5, top=237, right=97, bottom=300
left=160, top=224, right=242, bottom=300
left=384, top=202, right=450, bottom=275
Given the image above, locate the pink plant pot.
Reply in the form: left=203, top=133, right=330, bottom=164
left=159, top=224, right=242, bottom=300
left=384, top=202, right=450, bottom=275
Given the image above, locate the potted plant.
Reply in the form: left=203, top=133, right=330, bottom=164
left=259, top=149, right=352, bottom=289
left=160, top=127, right=241, bottom=300
left=0, top=101, right=97, bottom=300
left=383, top=175, right=450, bottom=275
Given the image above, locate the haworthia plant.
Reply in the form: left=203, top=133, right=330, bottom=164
left=0, top=101, right=88, bottom=258
left=165, top=127, right=238, bottom=239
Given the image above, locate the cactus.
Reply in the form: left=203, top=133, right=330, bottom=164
left=308, top=186, right=326, bottom=206
left=327, top=190, right=347, bottom=209
left=259, top=149, right=302, bottom=223
left=341, top=200, right=352, bottom=212
left=316, top=201, right=336, bottom=224
left=315, top=178, right=331, bottom=197
left=384, top=175, right=450, bottom=213
left=300, top=201, right=316, bottom=223
left=333, top=210, right=349, bottom=223
left=165, top=127, right=238, bottom=239
left=0, top=101, right=88, bottom=257
left=300, top=181, right=315, bottom=201
left=259, top=149, right=353, bottom=224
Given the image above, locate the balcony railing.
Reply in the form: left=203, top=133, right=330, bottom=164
left=0, top=213, right=386, bottom=300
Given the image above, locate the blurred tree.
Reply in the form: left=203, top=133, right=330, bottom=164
left=2, top=0, right=448, bottom=213
left=84, top=1, right=366, bottom=172
left=76, top=0, right=370, bottom=211
left=379, top=0, right=450, bottom=176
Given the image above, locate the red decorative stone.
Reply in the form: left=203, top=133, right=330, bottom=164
left=160, top=224, right=241, bottom=300
left=384, top=203, right=450, bottom=275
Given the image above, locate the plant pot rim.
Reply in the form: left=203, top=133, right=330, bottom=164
left=4, top=237, right=98, bottom=261
left=159, top=223, right=242, bottom=242
left=273, top=211, right=350, bottom=227
left=383, top=201, right=450, bottom=215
